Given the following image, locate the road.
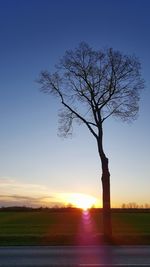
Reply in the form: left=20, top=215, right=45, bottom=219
left=0, top=246, right=150, bottom=266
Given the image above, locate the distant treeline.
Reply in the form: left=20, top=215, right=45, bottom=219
left=0, top=206, right=79, bottom=212
left=0, top=206, right=150, bottom=213
left=121, top=202, right=150, bottom=209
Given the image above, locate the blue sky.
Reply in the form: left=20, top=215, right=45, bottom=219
left=0, top=0, right=150, bottom=207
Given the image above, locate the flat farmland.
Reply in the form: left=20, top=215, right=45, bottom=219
left=0, top=210, right=150, bottom=245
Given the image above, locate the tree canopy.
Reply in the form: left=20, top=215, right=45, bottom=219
left=38, top=42, right=144, bottom=138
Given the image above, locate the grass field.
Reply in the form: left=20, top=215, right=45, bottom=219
left=0, top=210, right=150, bottom=245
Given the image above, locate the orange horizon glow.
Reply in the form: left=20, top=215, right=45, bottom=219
left=60, top=193, right=100, bottom=210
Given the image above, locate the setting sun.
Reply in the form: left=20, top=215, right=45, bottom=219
left=65, top=193, right=98, bottom=210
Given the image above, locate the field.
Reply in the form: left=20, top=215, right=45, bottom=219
left=0, top=209, right=150, bottom=245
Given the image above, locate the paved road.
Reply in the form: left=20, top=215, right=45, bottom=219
left=0, top=246, right=150, bottom=266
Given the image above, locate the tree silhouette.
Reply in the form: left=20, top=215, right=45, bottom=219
left=38, top=42, right=144, bottom=239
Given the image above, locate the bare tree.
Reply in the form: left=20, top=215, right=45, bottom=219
left=38, top=42, right=144, bottom=239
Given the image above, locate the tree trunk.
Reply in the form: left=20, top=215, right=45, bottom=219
left=97, top=130, right=112, bottom=240
left=101, top=156, right=112, bottom=240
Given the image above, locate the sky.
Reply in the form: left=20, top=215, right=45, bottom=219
left=0, top=0, right=150, bottom=208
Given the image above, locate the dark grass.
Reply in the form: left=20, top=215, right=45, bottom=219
left=0, top=209, right=150, bottom=245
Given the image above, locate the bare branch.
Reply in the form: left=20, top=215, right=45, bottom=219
left=60, top=97, right=98, bottom=138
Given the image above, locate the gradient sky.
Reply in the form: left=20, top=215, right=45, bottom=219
left=0, top=0, right=150, bottom=208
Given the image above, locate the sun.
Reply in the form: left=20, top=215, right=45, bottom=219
left=67, top=193, right=97, bottom=210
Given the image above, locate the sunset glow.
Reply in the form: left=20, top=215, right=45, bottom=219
left=64, top=193, right=98, bottom=210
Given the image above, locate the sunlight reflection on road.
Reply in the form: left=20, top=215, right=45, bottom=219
left=76, top=210, right=100, bottom=264
left=77, top=210, right=100, bottom=245
left=76, top=210, right=114, bottom=266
